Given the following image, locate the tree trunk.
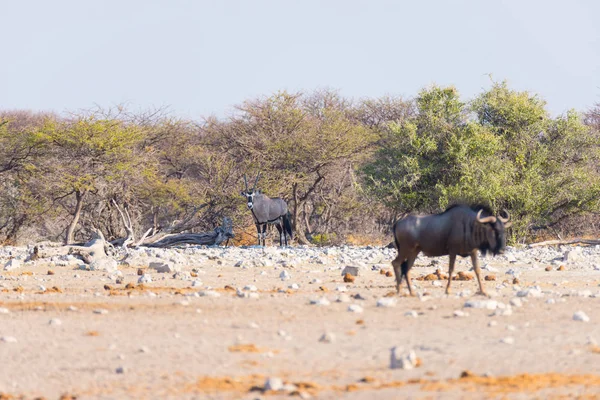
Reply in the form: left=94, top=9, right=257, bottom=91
left=292, top=183, right=310, bottom=245
left=65, top=190, right=85, bottom=245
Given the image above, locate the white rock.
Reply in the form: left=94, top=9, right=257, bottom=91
left=0, top=307, right=10, bottom=314
left=319, top=332, right=336, bottom=343
left=199, top=290, right=220, bottom=298
left=573, top=311, right=590, bottom=322
left=336, top=294, right=351, bottom=303
left=488, top=320, right=498, bottom=327
left=280, top=271, right=291, bottom=281
left=138, top=274, right=152, bottom=284
left=493, top=307, right=513, bottom=316
left=464, top=300, right=498, bottom=310
left=3, top=259, right=21, bottom=271
left=517, top=288, right=543, bottom=298
left=390, top=347, right=418, bottom=369
left=546, top=298, right=556, bottom=304
left=288, top=283, right=300, bottom=290
left=149, top=261, right=179, bottom=273
left=336, top=285, right=348, bottom=292
left=500, top=336, right=515, bottom=345
left=93, top=309, right=109, bottom=315
left=310, top=278, right=322, bottom=284
left=89, top=258, right=118, bottom=272
left=509, top=298, right=523, bottom=308
left=348, top=304, right=363, bottom=313
left=191, top=280, right=203, bottom=287
left=453, top=310, right=469, bottom=317
left=48, top=318, right=62, bottom=326
left=67, top=306, right=78, bottom=311
left=310, top=297, right=330, bottom=306
left=264, top=377, right=284, bottom=391
left=376, top=298, right=397, bottom=308
left=1, top=336, right=17, bottom=343
left=404, top=310, right=418, bottom=318
left=243, top=285, right=258, bottom=292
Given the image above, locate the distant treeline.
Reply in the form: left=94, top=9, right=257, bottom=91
left=1, top=82, right=599, bottom=245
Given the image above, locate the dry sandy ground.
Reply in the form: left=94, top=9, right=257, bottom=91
left=1, top=248, right=600, bottom=399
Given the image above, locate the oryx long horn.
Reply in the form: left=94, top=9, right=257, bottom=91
left=243, top=174, right=249, bottom=191
left=476, top=209, right=497, bottom=224
left=253, top=171, right=261, bottom=191
left=498, top=209, right=510, bottom=223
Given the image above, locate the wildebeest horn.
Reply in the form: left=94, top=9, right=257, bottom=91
left=498, top=209, right=510, bottom=224
left=253, top=172, right=261, bottom=191
left=476, top=209, right=497, bottom=224
left=243, top=174, right=249, bottom=191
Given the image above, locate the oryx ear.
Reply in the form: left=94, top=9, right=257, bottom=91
left=240, top=191, right=246, bottom=197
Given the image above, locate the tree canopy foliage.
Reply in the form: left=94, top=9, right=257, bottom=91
left=0, top=82, right=599, bottom=245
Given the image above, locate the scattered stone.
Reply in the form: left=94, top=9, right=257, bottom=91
left=67, top=306, right=78, bottom=311
left=557, top=265, right=566, bottom=271
left=137, top=268, right=144, bottom=276
left=488, top=320, right=498, bottom=327
left=336, top=294, right=351, bottom=303
left=517, top=287, right=542, bottom=298
left=149, top=260, right=180, bottom=273
left=545, top=266, right=553, bottom=272
left=0, top=307, right=10, bottom=314
left=500, top=337, right=515, bottom=345
left=280, top=271, right=291, bottom=281
left=116, top=366, right=126, bottom=374
left=310, top=278, right=322, bottom=284
left=485, top=275, right=496, bottom=281
left=89, top=259, right=118, bottom=272
left=310, top=297, right=330, bottom=306
left=453, top=310, right=469, bottom=318
left=47, top=270, right=55, bottom=275
left=385, top=270, right=393, bottom=277
left=348, top=304, right=364, bottom=313
left=343, top=273, right=355, bottom=283
left=376, top=298, right=397, bottom=308
left=191, top=280, right=203, bottom=287
left=404, top=310, right=418, bottom=318
left=49, top=318, right=62, bottom=326
left=464, top=300, right=498, bottom=310
left=546, top=298, right=556, bottom=304
left=138, top=274, right=152, bottom=284
left=199, top=290, right=221, bottom=298
left=512, top=278, right=520, bottom=285
left=509, top=298, right=523, bottom=308
left=390, top=347, right=420, bottom=369
left=93, top=309, right=109, bottom=315
left=3, top=258, right=21, bottom=271
left=1, top=336, right=17, bottom=343
left=573, top=311, right=590, bottom=322
left=341, top=266, right=359, bottom=277
left=336, top=285, right=348, bottom=292
left=319, top=332, right=336, bottom=343
left=244, top=285, right=258, bottom=292
left=264, top=377, right=284, bottom=391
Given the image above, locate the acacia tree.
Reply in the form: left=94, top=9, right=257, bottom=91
left=36, top=115, right=145, bottom=244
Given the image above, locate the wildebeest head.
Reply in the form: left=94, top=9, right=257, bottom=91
left=475, top=207, right=512, bottom=256
left=240, top=173, right=261, bottom=210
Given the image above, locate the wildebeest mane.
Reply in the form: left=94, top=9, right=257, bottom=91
left=443, top=203, right=494, bottom=216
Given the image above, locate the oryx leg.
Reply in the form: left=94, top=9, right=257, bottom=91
left=261, top=224, right=268, bottom=246
left=445, top=253, right=457, bottom=295
left=255, top=223, right=261, bottom=246
left=275, top=222, right=283, bottom=246
left=471, top=251, right=488, bottom=296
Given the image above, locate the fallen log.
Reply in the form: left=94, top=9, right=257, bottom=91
left=528, top=238, right=600, bottom=247
left=144, top=218, right=234, bottom=248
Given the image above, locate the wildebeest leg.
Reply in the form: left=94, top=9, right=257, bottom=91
left=471, top=251, right=488, bottom=296
left=391, top=253, right=406, bottom=294
left=404, top=255, right=418, bottom=296
left=445, top=253, right=456, bottom=295
left=255, top=223, right=261, bottom=246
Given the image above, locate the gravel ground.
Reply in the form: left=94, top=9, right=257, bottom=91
left=1, top=244, right=600, bottom=399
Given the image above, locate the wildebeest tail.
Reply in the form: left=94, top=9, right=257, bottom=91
left=283, top=212, right=293, bottom=239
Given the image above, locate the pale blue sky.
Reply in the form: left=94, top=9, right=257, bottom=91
left=1, top=0, right=599, bottom=118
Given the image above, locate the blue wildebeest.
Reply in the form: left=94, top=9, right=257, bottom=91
left=391, top=204, right=511, bottom=296
left=241, top=173, right=293, bottom=246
